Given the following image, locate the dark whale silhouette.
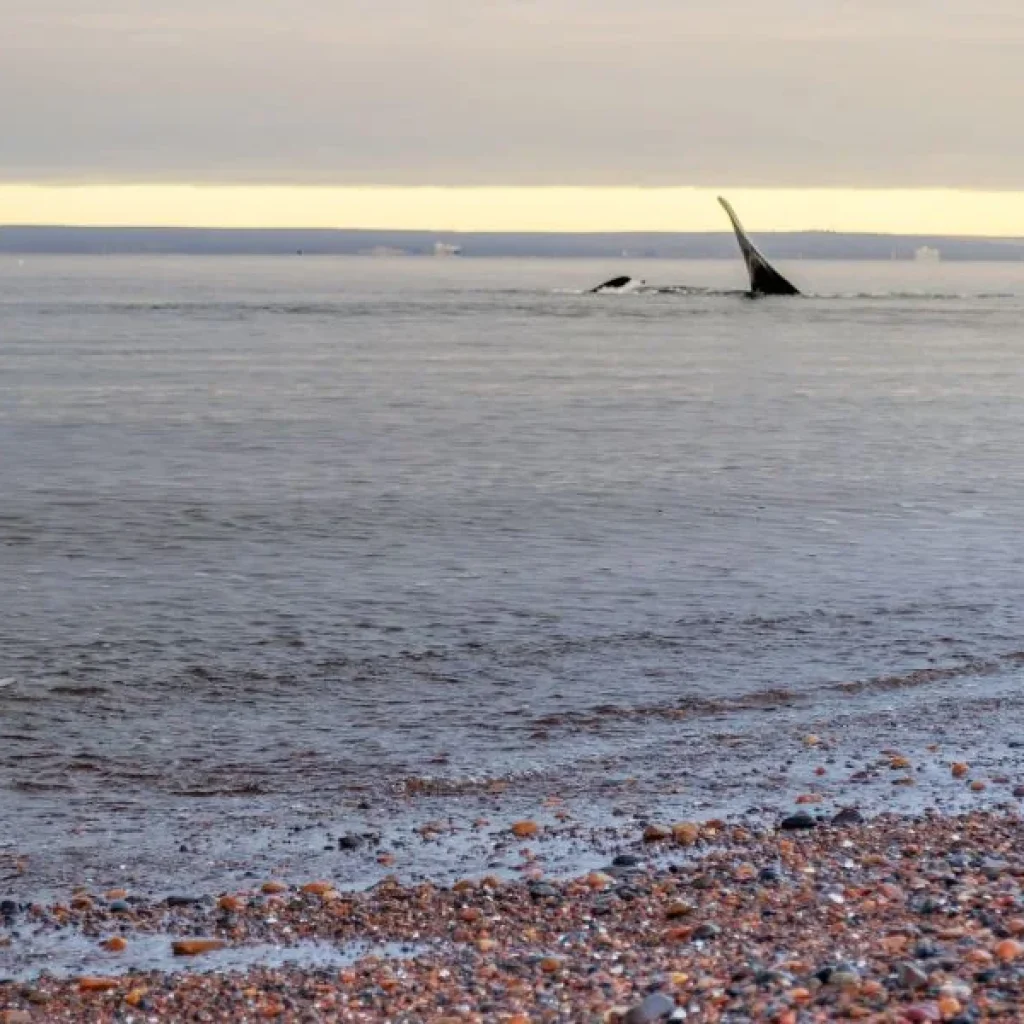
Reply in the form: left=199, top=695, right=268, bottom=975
left=718, top=197, right=800, bottom=296
left=588, top=275, right=643, bottom=293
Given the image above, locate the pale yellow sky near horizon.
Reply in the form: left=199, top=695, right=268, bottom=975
left=3, top=186, right=1024, bottom=236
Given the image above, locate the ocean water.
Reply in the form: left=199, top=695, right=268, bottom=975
left=3, top=254, right=1024, bottom=835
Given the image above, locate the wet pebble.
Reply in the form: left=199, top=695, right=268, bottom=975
left=831, top=807, right=864, bottom=826
left=779, top=813, right=817, bottom=830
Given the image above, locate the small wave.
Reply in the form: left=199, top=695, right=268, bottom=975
left=572, top=286, right=1018, bottom=301
left=804, top=291, right=1017, bottom=301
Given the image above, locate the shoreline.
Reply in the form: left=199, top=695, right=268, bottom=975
left=4, top=807, right=1024, bottom=1021
left=5, top=663, right=1024, bottom=905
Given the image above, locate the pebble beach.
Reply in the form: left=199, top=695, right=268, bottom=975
left=4, top=803, right=1024, bottom=1022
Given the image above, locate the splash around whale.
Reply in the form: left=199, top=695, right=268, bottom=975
left=586, top=197, right=801, bottom=298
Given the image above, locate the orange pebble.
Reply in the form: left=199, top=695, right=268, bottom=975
left=301, top=881, right=334, bottom=896
left=101, top=936, right=128, bottom=953
left=78, top=977, right=119, bottom=992
left=995, top=939, right=1024, bottom=962
left=104, top=889, right=128, bottom=900
left=217, top=895, right=243, bottom=912
left=643, top=824, right=671, bottom=842
left=938, top=996, right=962, bottom=1020
left=672, top=822, right=700, bottom=845
left=951, top=762, right=969, bottom=778
left=171, top=938, right=226, bottom=956
left=511, top=821, right=539, bottom=838
left=260, top=881, right=287, bottom=894
left=124, top=987, right=148, bottom=1007
left=539, top=957, right=562, bottom=973
left=666, top=901, right=694, bottom=919
left=970, top=780, right=986, bottom=792
left=458, top=907, right=482, bottom=922
left=795, top=793, right=823, bottom=805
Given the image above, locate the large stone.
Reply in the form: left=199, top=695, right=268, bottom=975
left=779, top=813, right=817, bottom=831
left=623, top=992, right=676, bottom=1023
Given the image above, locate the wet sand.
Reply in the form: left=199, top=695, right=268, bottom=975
left=5, top=661, right=1024, bottom=904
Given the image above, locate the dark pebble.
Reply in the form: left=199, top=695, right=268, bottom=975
left=109, top=900, right=131, bottom=913
left=780, top=813, right=817, bottom=831
left=623, top=991, right=676, bottom=1023
left=755, top=969, right=793, bottom=986
left=0, top=900, right=17, bottom=918
left=612, top=854, right=641, bottom=868
left=605, top=865, right=640, bottom=879
left=338, top=835, right=363, bottom=851
left=165, top=895, right=200, bottom=907
left=981, top=858, right=1010, bottom=879
left=896, top=962, right=930, bottom=989
left=692, top=922, right=721, bottom=939
left=831, top=807, right=864, bottom=826
left=528, top=883, right=560, bottom=899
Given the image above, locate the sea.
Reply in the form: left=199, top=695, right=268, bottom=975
left=3, top=254, right=1024, bottom=890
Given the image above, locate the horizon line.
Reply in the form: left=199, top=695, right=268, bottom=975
left=4, top=223, right=1024, bottom=241
left=4, top=185, right=1024, bottom=235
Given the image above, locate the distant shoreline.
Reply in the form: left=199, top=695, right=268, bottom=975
left=4, top=226, right=1024, bottom=261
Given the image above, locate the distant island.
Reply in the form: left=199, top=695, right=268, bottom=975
left=3, top=225, right=1024, bottom=261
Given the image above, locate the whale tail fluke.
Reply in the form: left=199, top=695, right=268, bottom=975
left=718, top=197, right=800, bottom=297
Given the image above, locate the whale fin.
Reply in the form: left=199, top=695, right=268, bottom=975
left=718, top=197, right=800, bottom=296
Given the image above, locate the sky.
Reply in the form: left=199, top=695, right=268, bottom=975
left=5, top=0, right=1024, bottom=232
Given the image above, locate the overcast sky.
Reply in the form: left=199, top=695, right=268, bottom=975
left=5, top=0, right=1024, bottom=188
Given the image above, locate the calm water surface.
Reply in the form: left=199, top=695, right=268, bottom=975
left=3, top=255, right=1024, bottom=812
